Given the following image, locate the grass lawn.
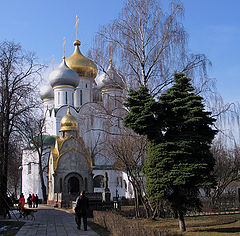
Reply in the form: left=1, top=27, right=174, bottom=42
left=93, top=207, right=240, bottom=236
left=128, top=213, right=240, bottom=235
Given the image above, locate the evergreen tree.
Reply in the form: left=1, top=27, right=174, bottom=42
left=124, top=73, right=216, bottom=231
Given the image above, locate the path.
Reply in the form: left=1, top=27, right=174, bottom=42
left=15, top=205, right=99, bottom=236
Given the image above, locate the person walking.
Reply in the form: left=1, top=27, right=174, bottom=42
left=18, top=193, right=25, bottom=218
left=35, top=194, right=39, bottom=208
left=27, top=194, right=32, bottom=208
left=74, top=191, right=89, bottom=231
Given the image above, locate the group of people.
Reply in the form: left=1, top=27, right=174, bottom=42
left=2, top=190, right=89, bottom=230
left=27, top=193, right=39, bottom=208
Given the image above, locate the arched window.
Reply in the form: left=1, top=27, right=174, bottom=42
left=80, top=90, right=83, bottom=105
left=28, top=163, right=31, bottom=174
left=93, top=175, right=104, bottom=188
left=123, top=180, right=127, bottom=191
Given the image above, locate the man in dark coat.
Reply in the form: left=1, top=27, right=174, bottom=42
left=74, top=191, right=89, bottom=231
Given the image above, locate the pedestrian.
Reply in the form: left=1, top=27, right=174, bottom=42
left=35, top=194, right=39, bottom=208
left=27, top=194, right=32, bottom=208
left=32, top=194, right=36, bottom=208
left=18, top=193, right=25, bottom=218
left=74, top=191, right=89, bottom=231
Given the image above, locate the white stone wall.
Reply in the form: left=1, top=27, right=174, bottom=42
left=53, top=87, right=75, bottom=108
left=93, top=170, right=134, bottom=200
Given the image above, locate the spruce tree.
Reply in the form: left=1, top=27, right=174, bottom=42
left=124, top=73, right=216, bottom=231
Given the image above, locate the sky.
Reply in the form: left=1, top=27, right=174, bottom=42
left=0, top=0, right=239, bottom=103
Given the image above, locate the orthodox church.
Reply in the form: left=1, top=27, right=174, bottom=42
left=21, top=37, right=134, bottom=204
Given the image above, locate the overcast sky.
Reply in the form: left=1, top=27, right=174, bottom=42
left=0, top=0, right=239, bottom=103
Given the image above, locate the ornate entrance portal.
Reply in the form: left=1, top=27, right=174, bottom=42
left=64, top=173, right=83, bottom=195
left=68, top=176, right=79, bottom=194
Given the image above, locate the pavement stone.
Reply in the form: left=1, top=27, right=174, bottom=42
left=12, top=205, right=100, bottom=236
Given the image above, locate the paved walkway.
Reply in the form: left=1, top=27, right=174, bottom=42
left=14, top=205, right=99, bottom=236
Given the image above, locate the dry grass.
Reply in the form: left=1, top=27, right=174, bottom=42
left=127, top=214, right=240, bottom=235
left=88, top=220, right=114, bottom=236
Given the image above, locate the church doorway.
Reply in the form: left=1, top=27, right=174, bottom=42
left=68, top=176, right=79, bottom=194
left=64, top=173, right=83, bottom=196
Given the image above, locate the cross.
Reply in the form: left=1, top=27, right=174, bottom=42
left=75, top=15, right=79, bottom=40
left=63, top=37, right=66, bottom=58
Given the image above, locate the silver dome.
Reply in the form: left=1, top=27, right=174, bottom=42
left=96, top=60, right=125, bottom=90
left=49, top=59, right=80, bottom=88
left=40, top=83, right=54, bottom=100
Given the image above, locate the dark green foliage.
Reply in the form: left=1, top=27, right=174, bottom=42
left=124, top=86, right=163, bottom=141
left=124, top=73, right=217, bottom=216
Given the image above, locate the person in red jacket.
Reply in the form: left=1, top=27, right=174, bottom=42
left=18, top=193, right=25, bottom=218
left=32, top=194, right=36, bottom=208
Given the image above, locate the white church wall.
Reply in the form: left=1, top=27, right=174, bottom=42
left=22, top=147, right=50, bottom=201
left=93, top=170, right=134, bottom=200
left=22, top=150, right=40, bottom=199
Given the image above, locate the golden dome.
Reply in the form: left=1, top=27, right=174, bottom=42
left=65, top=40, right=97, bottom=79
left=60, top=106, right=78, bottom=131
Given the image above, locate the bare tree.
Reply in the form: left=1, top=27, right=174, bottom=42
left=208, top=135, right=240, bottom=202
left=19, top=112, right=55, bottom=202
left=0, top=41, right=43, bottom=208
left=7, top=138, right=23, bottom=196
left=108, top=130, right=148, bottom=217
left=89, top=0, right=212, bottom=97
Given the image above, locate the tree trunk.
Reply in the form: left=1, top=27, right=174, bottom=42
left=178, top=211, right=186, bottom=232
left=39, top=165, right=47, bottom=202
left=133, top=186, right=140, bottom=218
left=152, top=205, right=158, bottom=220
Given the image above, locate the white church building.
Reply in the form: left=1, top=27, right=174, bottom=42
left=21, top=38, right=134, bottom=204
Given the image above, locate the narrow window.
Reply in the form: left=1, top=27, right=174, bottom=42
left=80, top=90, right=83, bottom=105
left=114, top=95, right=117, bottom=107
left=58, top=92, right=60, bottom=105
left=86, top=83, right=87, bottom=88
left=60, top=178, right=63, bottom=192
left=72, top=93, right=74, bottom=105
left=84, top=177, right=88, bottom=191
left=65, top=92, right=68, bottom=104
left=28, top=163, right=31, bottom=174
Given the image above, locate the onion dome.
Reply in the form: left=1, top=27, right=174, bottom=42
left=39, top=83, right=54, bottom=100
left=96, top=59, right=125, bottom=90
left=59, top=106, right=78, bottom=131
left=65, top=40, right=97, bottom=79
left=49, top=58, right=80, bottom=89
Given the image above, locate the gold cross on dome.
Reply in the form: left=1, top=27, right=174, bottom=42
left=63, top=37, right=66, bottom=58
left=75, top=15, right=79, bottom=40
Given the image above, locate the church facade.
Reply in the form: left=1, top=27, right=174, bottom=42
left=21, top=39, right=134, bottom=203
